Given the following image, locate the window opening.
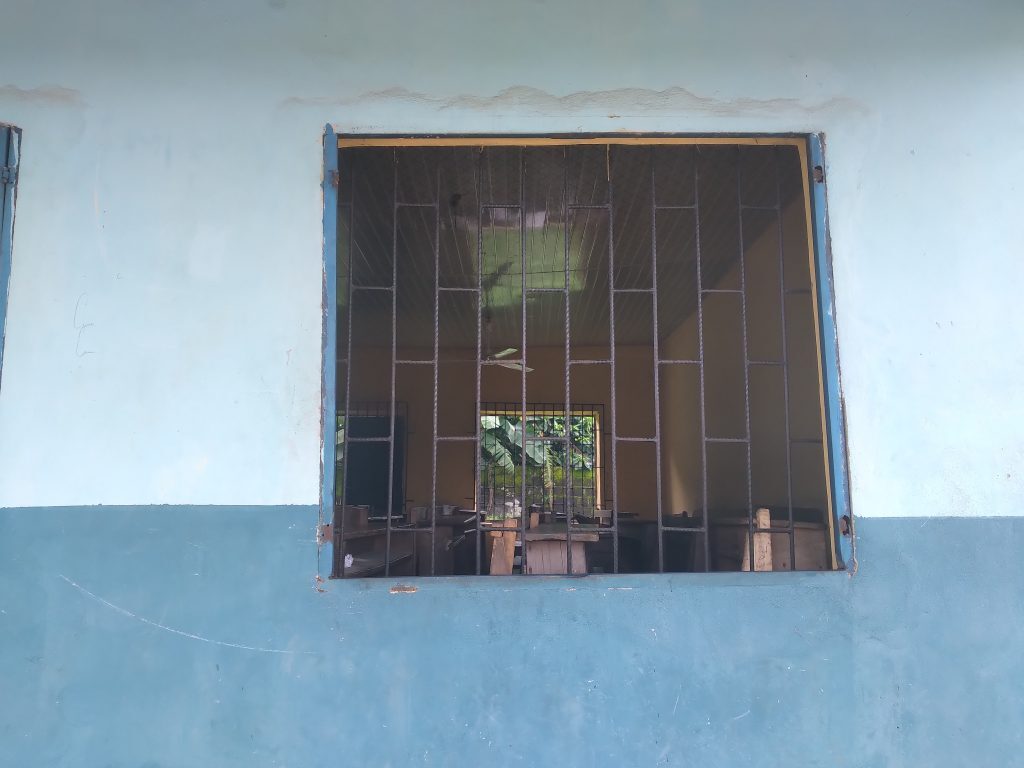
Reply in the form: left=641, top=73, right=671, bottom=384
left=329, top=137, right=844, bottom=577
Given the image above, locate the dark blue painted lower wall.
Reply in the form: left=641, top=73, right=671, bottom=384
left=1, top=506, right=1021, bottom=767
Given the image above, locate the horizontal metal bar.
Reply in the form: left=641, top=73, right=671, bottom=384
left=395, top=359, right=435, bottom=365
left=435, top=435, right=477, bottom=442
left=481, top=358, right=525, bottom=366
left=526, top=287, right=567, bottom=293
left=748, top=360, right=784, bottom=366
left=481, top=203, right=521, bottom=210
left=438, top=286, right=479, bottom=293
left=567, top=204, right=611, bottom=211
left=395, top=202, right=438, bottom=208
left=659, top=358, right=701, bottom=365
left=351, top=285, right=393, bottom=292
left=654, top=204, right=696, bottom=211
left=346, top=436, right=392, bottom=443
left=570, top=359, right=612, bottom=365
left=705, top=436, right=749, bottom=444
left=614, top=287, right=654, bottom=294
left=701, top=288, right=743, bottom=295
left=661, top=526, right=707, bottom=534
left=615, top=436, right=656, bottom=443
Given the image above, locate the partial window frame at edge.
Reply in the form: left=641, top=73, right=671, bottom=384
left=0, top=124, right=21, bottom=391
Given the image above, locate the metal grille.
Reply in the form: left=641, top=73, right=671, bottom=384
left=332, top=141, right=833, bottom=577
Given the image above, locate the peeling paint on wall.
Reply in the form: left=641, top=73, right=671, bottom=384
left=282, top=85, right=868, bottom=117
left=0, top=84, right=84, bottom=106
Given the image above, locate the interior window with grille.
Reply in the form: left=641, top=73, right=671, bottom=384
left=330, top=139, right=841, bottom=578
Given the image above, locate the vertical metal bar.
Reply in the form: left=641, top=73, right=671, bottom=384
left=694, top=149, right=711, bottom=572
left=650, top=149, right=666, bottom=573
left=775, top=147, right=797, bottom=570
left=563, top=147, right=573, bottom=575
left=737, top=147, right=756, bottom=571
left=475, top=148, right=484, bottom=576
left=431, top=162, right=441, bottom=576
left=320, top=128, right=339, bottom=575
left=336, top=151, right=357, bottom=576
left=519, top=148, right=528, bottom=575
left=607, top=145, right=619, bottom=573
left=385, top=149, right=398, bottom=576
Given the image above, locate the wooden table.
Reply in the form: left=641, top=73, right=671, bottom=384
left=523, top=524, right=599, bottom=575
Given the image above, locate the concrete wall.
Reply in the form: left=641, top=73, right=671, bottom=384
left=2, top=1, right=1023, bottom=766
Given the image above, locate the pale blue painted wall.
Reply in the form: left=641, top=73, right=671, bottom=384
left=2, top=507, right=1023, bottom=767
left=0, top=0, right=1020, bottom=514
left=1, top=1, right=1023, bottom=765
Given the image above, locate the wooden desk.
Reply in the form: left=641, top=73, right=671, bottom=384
left=339, top=524, right=415, bottom=577
left=523, top=524, right=599, bottom=575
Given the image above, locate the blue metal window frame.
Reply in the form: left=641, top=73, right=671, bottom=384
left=320, top=126, right=339, bottom=534
left=318, top=130, right=853, bottom=573
left=0, top=125, right=20, bottom=389
left=807, top=133, right=853, bottom=569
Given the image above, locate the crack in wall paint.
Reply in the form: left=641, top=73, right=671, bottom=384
left=59, top=574, right=318, bottom=655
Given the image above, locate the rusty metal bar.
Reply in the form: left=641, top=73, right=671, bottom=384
left=335, top=178, right=356, bottom=575
left=774, top=146, right=797, bottom=570
left=608, top=147, right=620, bottom=573
left=736, top=147, right=756, bottom=572
left=519, top=147, right=529, bottom=575
left=475, top=148, right=484, bottom=576
left=650, top=148, right=666, bottom=573
left=384, top=149, right=398, bottom=576
left=431, top=163, right=441, bottom=576
left=563, top=148, right=574, bottom=575
left=694, top=148, right=711, bottom=573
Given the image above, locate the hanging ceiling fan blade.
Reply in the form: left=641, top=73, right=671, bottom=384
left=492, top=347, right=519, bottom=360
left=495, top=361, right=534, bottom=373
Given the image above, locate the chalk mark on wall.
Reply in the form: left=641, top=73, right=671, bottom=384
left=58, top=574, right=317, bottom=655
